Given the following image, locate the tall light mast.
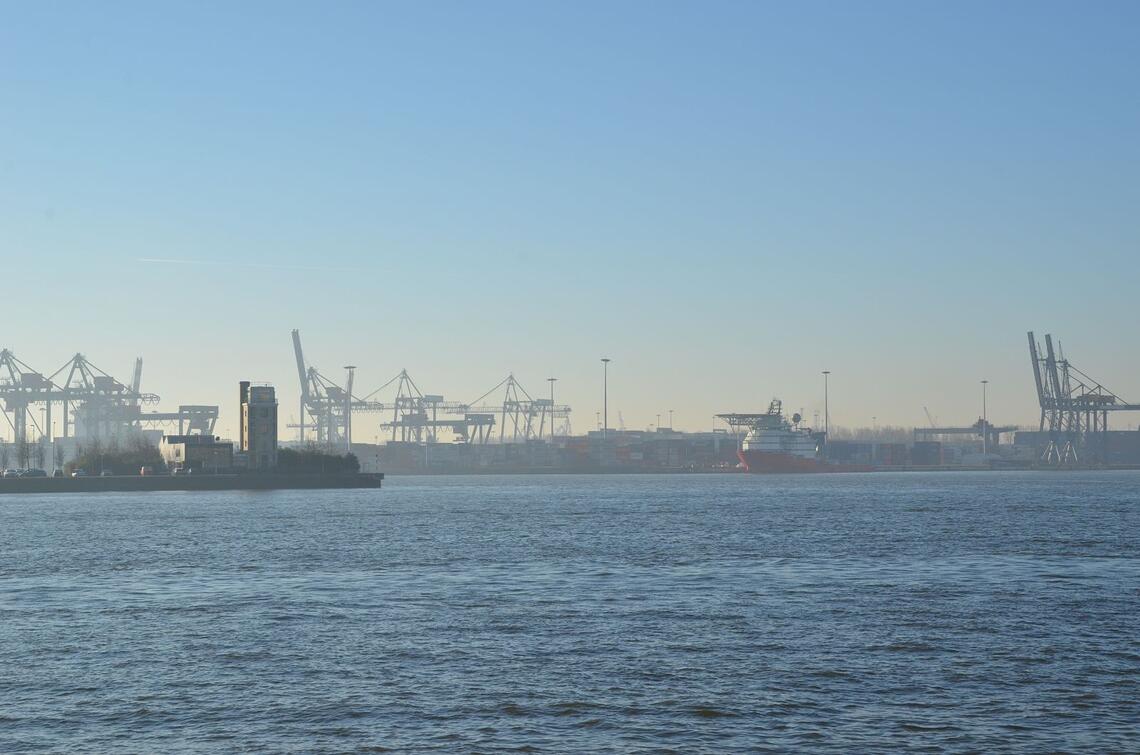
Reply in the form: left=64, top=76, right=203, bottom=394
left=344, top=366, right=356, bottom=452
left=981, top=379, right=989, bottom=456
left=822, top=370, right=831, bottom=437
left=601, top=358, right=611, bottom=441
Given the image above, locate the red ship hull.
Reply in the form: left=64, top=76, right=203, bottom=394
left=737, top=450, right=873, bottom=474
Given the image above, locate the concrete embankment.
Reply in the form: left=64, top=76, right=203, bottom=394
left=0, top=473, right=383, bottom=495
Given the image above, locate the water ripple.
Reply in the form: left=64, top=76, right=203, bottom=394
left=1, top=472, right=1139, bottom=751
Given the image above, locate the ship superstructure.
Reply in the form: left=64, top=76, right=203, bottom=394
left=720, top=400, right=869, bottom=473
left=741, top=400, right=818, bottom=459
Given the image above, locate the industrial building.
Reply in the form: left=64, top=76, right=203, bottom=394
left=1013, top=430, right=1140, bottom=467
left=329, top=428, right=741, bottom=474
left=239, top=382, right=278, bottom=470
left=160, top=435, right=234, bottom=473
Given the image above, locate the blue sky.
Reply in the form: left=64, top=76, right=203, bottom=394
left=2, top=1, right=1138, bottom=436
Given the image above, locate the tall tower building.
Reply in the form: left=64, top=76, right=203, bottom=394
left=240, top=381, right=278, bottom=470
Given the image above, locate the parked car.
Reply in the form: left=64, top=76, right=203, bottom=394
left=20, top=469, right=47, bottom=478
left=71, top=469, right=88, bottom=478
left=2, top=469, right=22, bottom=478
left=99, top=470, right=113, bottom=477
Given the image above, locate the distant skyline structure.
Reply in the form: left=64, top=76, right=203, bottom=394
left=5, top=331, right=1140, bottom=446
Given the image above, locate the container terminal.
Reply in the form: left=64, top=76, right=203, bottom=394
left=0, top=359, right=380, bottom=492
left=288, top=328, right=1140, bottom=474
left=1, top=330, right=1138, bottom=478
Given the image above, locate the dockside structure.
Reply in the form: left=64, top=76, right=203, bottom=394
left=240, top=382, right=278, bottom=469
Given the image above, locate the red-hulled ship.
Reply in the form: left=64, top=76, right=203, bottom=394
left=727, top=400, right=872, bottom=474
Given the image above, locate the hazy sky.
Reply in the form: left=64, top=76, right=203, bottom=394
left=3, top=1, right=1139, bottom=437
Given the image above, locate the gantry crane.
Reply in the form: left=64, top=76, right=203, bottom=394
left=290, top=332, right=574, bottom=448
left=291, top=329, right=384, bottom=451
left=1028, top=331, right=1140, bottom=465
left=1, top=349, right=216, bottom=447
left=458, top=374, right=572, bottom=443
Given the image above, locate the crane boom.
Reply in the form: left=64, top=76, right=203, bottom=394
left=291, top=329, right=309, bottom=401
left=291, top=329, right=310, bottom=442
left=131, top=358, right=143, bottom=395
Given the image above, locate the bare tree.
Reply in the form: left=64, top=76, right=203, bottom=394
left=828, top=425, right=914, bottom=444
left=17, top=441, right=30, bottom=468
left=54, top=442, right=64, bottom=471
left=32, top=440, right=46, bottom=470
left=0, top=442, right=9, bottom=469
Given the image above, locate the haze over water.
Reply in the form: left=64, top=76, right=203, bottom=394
left=3, top=473, right=1137, bottom=752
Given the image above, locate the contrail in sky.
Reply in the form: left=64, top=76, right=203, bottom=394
left=138, top=257, right=354, bottom=273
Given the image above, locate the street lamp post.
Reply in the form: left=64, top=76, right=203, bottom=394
left=656, top=413, right=661, bottom=432
left=822, top=371, right=831, bottom=437
left=547, top=377, right=558, bottom=440
left=981, top=379, right=989, bottom=456
left=343, top=365, right=356, bottom=453
left=40, top=406, right=48, bottom=473
left=669, top=409, right=674, bottom=430
left=601, top=358, right=611, bottom=441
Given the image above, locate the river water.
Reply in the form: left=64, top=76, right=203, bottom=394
left=2, top=472, right=1138, bottom=752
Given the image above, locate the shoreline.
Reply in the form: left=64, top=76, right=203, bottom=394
left=0, top=472, right=383, bottom=495
left=375, top=464, right=1140, bottom=476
